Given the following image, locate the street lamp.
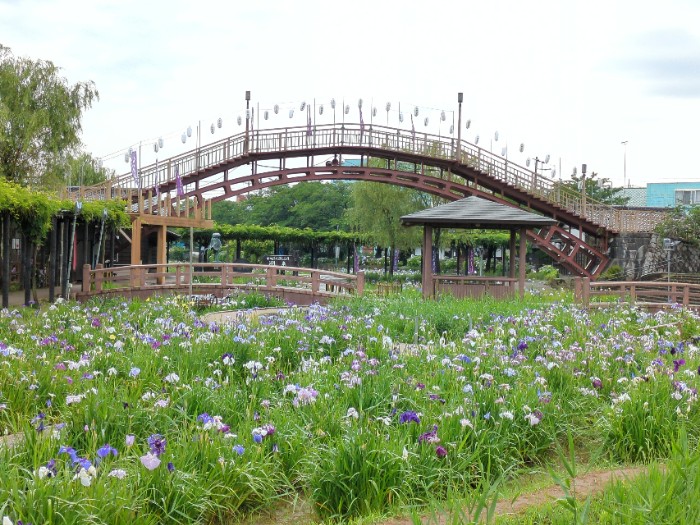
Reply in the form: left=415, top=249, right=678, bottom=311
left=664, top=238, right=681, bottom=284
left=621, top=140, right=628, bottom=188
left=245, top=90, right=251, bottom=153
left=456, top=92, right=463, bottom=161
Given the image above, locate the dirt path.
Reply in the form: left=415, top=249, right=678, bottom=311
left=201, top=306, right=307, bottom=325
left=238, top=465, right=652, bottom=525
left=380, top=465, right=651, bottom=524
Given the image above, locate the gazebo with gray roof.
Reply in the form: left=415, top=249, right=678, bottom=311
left=400, top=196, right=557, bottom=299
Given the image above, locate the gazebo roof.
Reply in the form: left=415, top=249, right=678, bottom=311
left=400, top=196, right=557, bottom=230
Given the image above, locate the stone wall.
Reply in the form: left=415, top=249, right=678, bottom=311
left=608, top=233, right=700, bottom=279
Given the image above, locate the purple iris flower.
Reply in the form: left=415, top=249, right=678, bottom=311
left=435, top=445, right=448, bottom=458
left=673, top=359, right=686, bottom=372
left=167, top=462, right=175, bottom=473
left=148, top=434, right=166, bottom=457
left=418, top=425, right=439, bottom=444
left=97, top=444, right=118, bottom=458
left=197, top=413, right=213, bottom=425
left=399, top=411, right=421, bottom=424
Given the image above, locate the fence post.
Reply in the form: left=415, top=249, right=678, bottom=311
left=356, top=271, right=365, bottom=296
left=573, top=277, right=581, bottom=302
left=95, top=263, right=103, bottom=293
left=82, top=264, right=92, bottom=293
left=266, top=266, right=276, bottom=290
left=684, top=285, right=690, bottom=307
left=582, top=277, right=590, bottom=306
left=311, top=271, right=320, bottom=295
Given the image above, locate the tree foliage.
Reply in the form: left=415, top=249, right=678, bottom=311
left=559, top=171, right=629, bottom=205
left=346, top=181, right=422, bottom=251
left=0, top=44, right=99, bottom=188
left=212, top=182, right=351, bottom=231
left=0, top=177, right=128, bottom=244
left=655, top=205, right=700, bottom=247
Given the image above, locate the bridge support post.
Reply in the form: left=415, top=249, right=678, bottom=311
left=131, top=217, right=142, bottom=266
left=156, top=224, right=167, bottom=285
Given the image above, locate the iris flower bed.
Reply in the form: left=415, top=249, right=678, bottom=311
left=1, top=291, right=699, bottom=524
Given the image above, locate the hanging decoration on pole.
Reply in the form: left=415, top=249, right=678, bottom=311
left=175, top=165, right=184, bottom=197
left=130, top=150, right=139, bottom=189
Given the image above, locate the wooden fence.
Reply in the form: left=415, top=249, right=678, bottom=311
left=575, top=278, right=700, bottom=309
left=78, top=263, right=364, bottom=305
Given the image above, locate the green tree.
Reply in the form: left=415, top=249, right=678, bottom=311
left=65, top=153, right=111, bottom=187
left=347, top=181, right=422, bottom=275
left=212, top=182, right=351, bottom=231
left=560, top=171, right=629, bottom=205
left=0, top=45, right=99, bottom=188
left=655, top=205, right=700, bottom=247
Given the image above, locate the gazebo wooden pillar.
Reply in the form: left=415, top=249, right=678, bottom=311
left=421, top=225, right=433, bottom=299
left=519, top=226, right=527, bottom=299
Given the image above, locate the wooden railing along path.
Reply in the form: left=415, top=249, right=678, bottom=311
left=78, top=263, right=364, bottom=305
left=575, top=278, right=700, bottom=309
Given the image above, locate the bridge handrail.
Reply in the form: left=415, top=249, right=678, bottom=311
left=80, top=262, right=365, bottom=298
left=73, top=123, right=664, bottom=233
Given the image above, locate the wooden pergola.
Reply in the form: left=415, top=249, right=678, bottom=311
left=401, top=196, right=557, bottom=299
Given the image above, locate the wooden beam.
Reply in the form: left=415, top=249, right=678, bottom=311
left=130, top=214, right=213, bottom=228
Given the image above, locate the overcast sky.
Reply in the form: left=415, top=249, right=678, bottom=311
left=2, top=0, right=700, bottom=188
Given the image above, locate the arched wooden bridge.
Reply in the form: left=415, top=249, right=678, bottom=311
left=77, top=123, right=666, bottom=278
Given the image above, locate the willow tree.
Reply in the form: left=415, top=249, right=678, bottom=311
left=0, top=44, right=99, bottom=189
left=347, top=181, right=422, bottom=275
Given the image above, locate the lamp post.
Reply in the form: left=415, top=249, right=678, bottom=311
left=244, top=90, right=251, bottom=153
left=456, top=92, right=463, bottom=162
left=621, top=140, right=628, bottom=188
left=581, top=163, right=587, bottom=219
left=664, top=238, right=681, bottom=284
left=65, top=200, right=82, bottom=299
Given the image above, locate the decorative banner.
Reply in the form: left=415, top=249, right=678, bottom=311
left=175, top=165, right=184, bottom=197
left=130, top=150, right=139, bottom=188
left=154, top=160, right=160, bottom=202
left=468, top=247, right=475, bottom=275
left=393, top=248, right=399, bottom=272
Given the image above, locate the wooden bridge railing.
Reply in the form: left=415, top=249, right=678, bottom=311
left=73, top=123, right=666, bottom=234
left=79, top=262, right=364, bottom=302
left=575, top=278, right=700, bottom=309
